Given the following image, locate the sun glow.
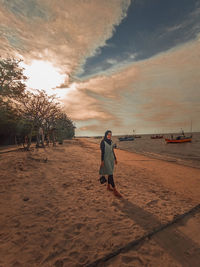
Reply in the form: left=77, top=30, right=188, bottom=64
left=21, top=60, right=67, bottom=97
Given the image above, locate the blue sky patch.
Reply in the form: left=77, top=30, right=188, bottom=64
left=79, top=0, right=200, bottom=78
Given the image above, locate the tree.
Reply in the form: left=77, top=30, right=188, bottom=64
left=0, top=99, right=20, bottom=143
left=18, top=90, right=60, bottom=149
left=43, top=104, right=61, bottom=147
left=0, top=58, right=27, bottom=145
left=19, top=90, right=75, bottom=149
left=0, top=58, right=27, bottom=98
left=55, top=113, right=75, bottom=144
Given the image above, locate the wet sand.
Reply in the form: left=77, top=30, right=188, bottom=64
left=0, top=138, right=200, bottom=266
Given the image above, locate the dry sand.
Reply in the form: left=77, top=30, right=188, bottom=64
left=0, top=138, right=200, bottom=267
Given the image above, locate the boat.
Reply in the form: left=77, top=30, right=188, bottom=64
left=165, top=128, right=192, bottom=143
left=151, top=135, right=163, bottom=139
left=133, top=129, right=141, bottom=138
left=134, top=135, right=142, bottom=138
left=165, top=136, right=192, bottom=143
left=118, top=136, right=134, bottom=141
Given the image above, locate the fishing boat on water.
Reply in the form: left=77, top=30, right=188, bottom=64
left=165, top=136, right=192, bottom=143
left=165, top=128, right=192, bottom=143
left=134, top=135, right=142, bottom=138
left=118, top=135, right=134, bottom=141
left=151, top=135, right=163, bottom=139
left=133, top=129, right=141, bottom=138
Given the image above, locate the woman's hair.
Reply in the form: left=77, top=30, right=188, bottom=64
left=104, top=130, right=112, bottom=140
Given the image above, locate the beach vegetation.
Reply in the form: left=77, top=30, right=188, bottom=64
left=0, top=58, right=75, bottom=148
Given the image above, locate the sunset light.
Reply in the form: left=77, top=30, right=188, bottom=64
left=21, top=60, right=66, bottom=94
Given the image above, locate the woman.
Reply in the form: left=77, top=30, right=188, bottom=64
left=99, top=130, right=122, bottom=197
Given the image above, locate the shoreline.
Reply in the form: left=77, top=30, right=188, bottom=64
left=1, top=143, right=199, bottom=170
left=86, top=137, right=200, bottom=170
left=116, top=146, right=200, bottom=170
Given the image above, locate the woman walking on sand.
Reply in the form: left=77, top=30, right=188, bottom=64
left=99, top=130, right=122, bottom=198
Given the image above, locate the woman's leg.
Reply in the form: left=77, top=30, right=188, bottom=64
left=108, top=174, right=115, bottom=188
left=107, top=174, right=122, bottom=197
left=107, top=175, right=113, bottom=191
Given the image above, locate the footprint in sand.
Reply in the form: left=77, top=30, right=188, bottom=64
left=159, top=195, right=169, bottom=201
left=75, top=223, right=84, bottom=230
left=146, top=199, right=158, bottom=206
left=69, top=251, right=79, bottom=258
left=73, top=231, right=80, bottom=235
left=62, top=183, right=71, bottom=188
left=54, top=259, right=64, bottom=267
left=54, top=257, right=73, bottom=267
left=85, top=185, right=92, bottom=190
left=79, top=255, right=88, bottom=264
left=12, top=261, right=22, bottom=267
left=121, top=255, right=144, bottom=265
left=46, top=227, right=53, bottom=232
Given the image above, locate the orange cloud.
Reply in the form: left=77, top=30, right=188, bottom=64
left=0, top=0, right=130, bottom=78
left=61, top=38, right=200, bottom=135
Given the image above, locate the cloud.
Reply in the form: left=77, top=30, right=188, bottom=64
left=61, top=63, right=139, bottom=122
left=3, top=0, right=50, bottom=21
left=0, top=0, right=131, bottom=80
left=159, top=2, right=200, bottom=42
left=1, top=0, right=199, bottom=135
left=106, top=58, right=118, bottom=65
left=61, top=83, right=114, bottom=121
left=79, top=51, right=139, bottom=78
left=61, top=38, right=200, bottom=135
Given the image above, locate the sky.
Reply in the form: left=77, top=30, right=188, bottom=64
left=0, top=0, right=200, bottom=135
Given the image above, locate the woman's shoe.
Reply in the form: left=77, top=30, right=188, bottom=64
left=107, top=184, right=113, bottom=191
left=113, top=188, right=122, bottom=198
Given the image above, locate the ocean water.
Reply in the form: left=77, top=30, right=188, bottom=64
left=90, top=132, right=200, bottom=169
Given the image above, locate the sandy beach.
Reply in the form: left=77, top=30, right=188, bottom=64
left=1, top=138, right=200, bottom=267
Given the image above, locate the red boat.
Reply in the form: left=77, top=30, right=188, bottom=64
left=151, top=135, right=163, bottom=139
left=134, top=135, right=142, bottom=138
left=165, top=136, right=192, bottom=143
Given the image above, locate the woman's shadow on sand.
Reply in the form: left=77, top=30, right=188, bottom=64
left=111, top=198, right=200, bottom=267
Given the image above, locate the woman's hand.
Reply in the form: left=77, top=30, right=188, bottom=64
left=100, top=161, right=104, bottom=167
left=115, top=159, right=118, bottom=165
